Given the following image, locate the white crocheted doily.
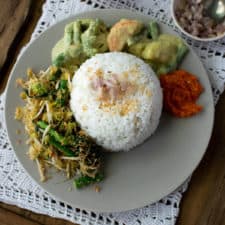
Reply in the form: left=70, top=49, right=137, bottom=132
left=0, top=1, right=224, bottom=225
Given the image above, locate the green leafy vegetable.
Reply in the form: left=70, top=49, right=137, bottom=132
left=74, top=173, right=104, bottom=188
left=29, top=82, right=49, bottom=97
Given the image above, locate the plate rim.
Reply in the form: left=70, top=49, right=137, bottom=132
left=4, top=8, right=215, bottom=213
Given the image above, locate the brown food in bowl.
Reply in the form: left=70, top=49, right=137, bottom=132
left=175, top=0, right=225, bottom=38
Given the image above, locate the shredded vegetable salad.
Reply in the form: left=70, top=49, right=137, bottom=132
left=15, top=66, right=104, bottom=188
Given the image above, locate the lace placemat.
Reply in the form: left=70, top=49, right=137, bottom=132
left=0, top=0, right=224, bottom=225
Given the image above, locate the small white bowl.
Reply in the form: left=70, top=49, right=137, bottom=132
left=171, top=0, right=225, bottom=42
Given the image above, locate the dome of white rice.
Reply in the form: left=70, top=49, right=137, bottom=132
left=70, top=52, right=162, bottom=151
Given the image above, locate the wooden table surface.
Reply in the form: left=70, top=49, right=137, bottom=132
left=0, top=1, right=225, bottom=225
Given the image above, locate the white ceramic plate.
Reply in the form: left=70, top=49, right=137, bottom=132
left=4, top=9, right=214, bottom=213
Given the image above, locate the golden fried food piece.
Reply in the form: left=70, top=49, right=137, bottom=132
left=107, top=19, right=143, bottom=51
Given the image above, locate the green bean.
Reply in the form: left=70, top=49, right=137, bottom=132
left=37, top=121, right=76, bottom=156
left=48, top=137, right=75, bottom=157
left=176, top=44, right=189, bottom=65
left=49, top=68, right=62, bottom=81
left=64, top=23, right=74, bottom=46
left=73, top=21, right=82, bottom=44
left=156, top=45, right=189, bottom=75
left=148, top=20, right=160, bottom=40
left=55, top=80, right=69, bottom=106
left=74, top=173, right=104, bottom=189
left=37, top=121, right=67, bottom=145
left=59, top=80, right=68, bottom=89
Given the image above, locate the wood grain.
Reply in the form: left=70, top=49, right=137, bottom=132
left=0, top=206, right=40, bottom=225
left=0, top=202, right=77, bottom=225
left=177, top=90, right=225, bottom=225
left=0, top=0, right=31, bottom=70
left=0, top=0, right=225, bottom=225
left=0, top=0, right=44, bottom=93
